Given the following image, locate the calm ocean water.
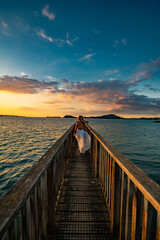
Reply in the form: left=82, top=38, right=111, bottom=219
left=0, top=117, right=160, bottom=197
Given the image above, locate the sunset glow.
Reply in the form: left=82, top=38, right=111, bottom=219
left=0, top=0, right=160, bottom=118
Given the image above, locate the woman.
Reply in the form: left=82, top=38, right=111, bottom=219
left=73, top=115, right=91, bottom=154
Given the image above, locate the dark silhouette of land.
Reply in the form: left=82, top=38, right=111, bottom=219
left=0, top=114, right=160, bottom=120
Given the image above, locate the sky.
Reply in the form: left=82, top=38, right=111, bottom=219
left=0, top=0, right=160, bottom=117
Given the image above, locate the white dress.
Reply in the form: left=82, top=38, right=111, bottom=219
left=75, top=129, right=91, bottom=153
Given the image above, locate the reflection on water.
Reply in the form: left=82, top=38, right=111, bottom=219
left=0, top=117, right=160, bottom=197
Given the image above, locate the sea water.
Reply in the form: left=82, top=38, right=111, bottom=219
left=0, top=117, right=160, bottom=197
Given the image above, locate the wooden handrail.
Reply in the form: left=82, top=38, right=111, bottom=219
left=0, top=124, right=75, bottom=239
left=86, top=124, right=160, bottom=240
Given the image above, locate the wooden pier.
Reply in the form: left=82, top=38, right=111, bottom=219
left=0, top=123, right=160, bottom=239
left=55, top=142, right=111, bottom=239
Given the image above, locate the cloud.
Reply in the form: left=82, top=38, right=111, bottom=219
left=54, top=33, right=79, bottom=47
left=1, top=74, right=160, bottom=115
left=56, top=78, right=160, bottom=114
left=0, top=75, right=58, bottom=94
left=66, top=40, right=73, bottom=46
left=36, top=29, right=53, bottom=42
left=122, top=38, right=127, bottom=46
left=42, top=5, right=55, bottom=20
left=35, top=30, right=79, bottom=47
left=20, top=72, right=30, bottom=78
left=113, top=38, right=127, bottom=47
left=104, top=69, right=119, bottom=76
left=1, top=21, right=10, bottom=36
left=79, top=53, right=96, bottom=62
left=129, top=57, right=160, bottom=84
left=1, top=21, right=8, bottom=29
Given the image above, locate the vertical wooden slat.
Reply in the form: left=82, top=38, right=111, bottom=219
left=34, top=185, right=39, bottom=240
left=106, top=152, right=109, bottom=203
left=119, top=172, right=128, bottom=240
left=147, top=201, right=154, bottom=239
left=156, top=212, right=160, bottom=240
left=125, top=178, right=134, bottom=240
left=135, top=189, right=143, bottom=240
left=108, top=155, right=112, bottom=209
left=113, top=163, right=122, bottom=239
left=8, top=219, right=17, bottom=240
left=90, top=133, right=93, bottom=160
left=47, top=161, right=55, bottom=240
left=110, top=158, right=115, bottom=232
left=131, top=185, right=138, bottom=240
left=21, top=199, right=30, bottom=240
left=30, top=191, right=36, bottom=239
left=101, top=147, right=104, bottom=188
left=104, top=150, right=107, bottom=197
left=142, top=196, right=148, bottom=240
left=99, top=144, right=102, bottom=179
left=96, top=140, right=100, bottom=178
left=41, top=171, right=47, bottom=239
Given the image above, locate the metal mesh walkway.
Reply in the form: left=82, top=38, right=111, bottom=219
left=55, top=142, right=111, bottom=239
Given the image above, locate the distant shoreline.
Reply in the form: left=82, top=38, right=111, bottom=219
left=0, top=114, right=160, bottom=120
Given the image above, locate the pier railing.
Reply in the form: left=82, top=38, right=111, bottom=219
left=87, top=124, right=160, bottom=240
left=0, top=124, right=75, bottom=240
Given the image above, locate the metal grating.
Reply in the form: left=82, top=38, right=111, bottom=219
left=55, top=142, right=111, bottom=239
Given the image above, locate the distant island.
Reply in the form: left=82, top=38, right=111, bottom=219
left=46, top=116, right=61, bottom=118
left=63, top=115, right=77, bottom=118
left=62, top=114, right=160, bottom=120
left=0, top=115, right=25, bottom=118
left=0, top=114, right=159, bottom=120
left=87, top=114, right=124, bottom=119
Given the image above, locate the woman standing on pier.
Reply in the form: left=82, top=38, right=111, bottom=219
left=73, top=115, right=91, bottom=154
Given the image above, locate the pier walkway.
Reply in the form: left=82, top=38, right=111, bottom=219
left=55, top=142, right=111, bottom=239
left=0, top=123, right=160, bottom=239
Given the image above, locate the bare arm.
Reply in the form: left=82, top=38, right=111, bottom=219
left=73, top=122, right=78, bottom=135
